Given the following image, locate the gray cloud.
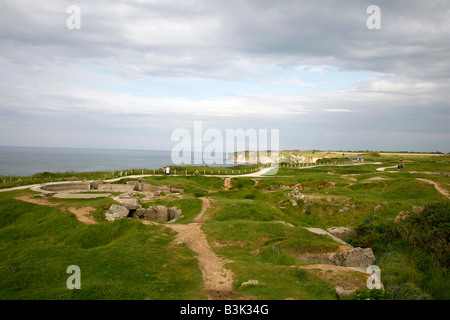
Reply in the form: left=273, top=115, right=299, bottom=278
left=0, top=0, right=449, bottom=152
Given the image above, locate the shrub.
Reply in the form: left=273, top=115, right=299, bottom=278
left=350, top=288, right=390, bottom=300
left=397, top=202, right=450, bottom=267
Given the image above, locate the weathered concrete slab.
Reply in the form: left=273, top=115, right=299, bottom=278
left=98, top=184, right=135, bottom=192
left=52, top=193, right=111, bottom=199
left=40, top=182, right=91, bottom=192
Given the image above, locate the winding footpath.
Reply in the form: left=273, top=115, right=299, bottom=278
left=143, top=197, right=238, bottom=300
left=416, top=178, right=450, bottom=199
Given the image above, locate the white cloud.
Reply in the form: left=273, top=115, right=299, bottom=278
left=324, top=109, right=352, bottom=113
left=0, top=0, right=449, bottom=151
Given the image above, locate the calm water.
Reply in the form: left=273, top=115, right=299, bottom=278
left=0, top=146, right=230, bottom=176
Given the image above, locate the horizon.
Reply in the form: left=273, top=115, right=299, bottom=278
left=1, top=145, right=448, bottom=155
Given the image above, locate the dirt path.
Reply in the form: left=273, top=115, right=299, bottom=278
left=14, top=195, right=59, bottom=207
left=416, top=178, right=450, bottom=199
left=67, top=206, right=97, bottom=225
left=14, top=195, right=97, bottom=225
left=222, top=178, right=232, bottom=191
left=194, top=197, right=211, bottom=223
left=162, top=197, right=238, bottom=299
left=376, top=165, right=398, bottom=172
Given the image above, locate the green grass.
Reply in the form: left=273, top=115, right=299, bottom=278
left=0, top=194, right=205, bottom=299
left=202, top=220, right=339, bottom=265
left=1, top=152, right=449, bottom=300
left=228, top=263, right=337, bottom=300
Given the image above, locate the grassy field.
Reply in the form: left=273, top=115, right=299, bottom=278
left=0, top=152, right=448, bottom=300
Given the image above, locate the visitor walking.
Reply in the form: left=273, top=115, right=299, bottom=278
left=162, top=167, right=166, bottom=175
left=166, top=166, right=170, bottom=176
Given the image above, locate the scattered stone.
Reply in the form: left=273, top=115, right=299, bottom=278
left=339, top=206, right=349, bottom=213
left=327, top=227, right=354, bottom=241
left=394, top=210, right=410, bottom=223
left=373, top=205, right=383, bottom=212
left=241, top=280, right=259, bottom=287
left=105, top=204, right=129, bottom=222
left=327, top=172, right=334, bottom=175
left=290, top=199, right=298, bottom=207
left=412, top=206, right=425, bottom=214
left=274, top=221, right=295, bottom=228
left=329, top=209, right=334, bottom=215
left=330, top=247, right=375, bottom=268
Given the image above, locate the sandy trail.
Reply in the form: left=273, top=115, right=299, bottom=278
left=222, top=178, right=232, bottom=191
left=150, top=197, right=238, bottom=299
left=67, top=206, right=97, bottom=225
left=416, top=178, right=450, bottom=199
left=376, top=165, right=398, bottom=172
left=14, top=195, right=97, bottom=224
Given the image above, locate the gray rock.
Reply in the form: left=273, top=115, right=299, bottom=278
left=168, top=206, right=184, bottom=220
left=116, top=198, right=142, bottom=210
left=330, top=247, right=375, bottom=268
left=412, top=206, right=425, bottom=214
left=133, top=206, right=183, bottom=222
left=394, top=210, right=410, bottom=223
left=154, top=205, right=169, bottom=220
left=105, top=204, right=129, bottom=222
left=91, top=180, right=103, bottom=190
left=327, top=227, right=354, bottom=241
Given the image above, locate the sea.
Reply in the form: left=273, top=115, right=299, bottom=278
left=0, top=146, right=232, bottom=177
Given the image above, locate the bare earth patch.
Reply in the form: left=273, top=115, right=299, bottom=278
left=14, top=195, right=59, bottom=207
left=143, top=197, right=242, bottom=299
left=67, top=206, right=97, bottom=225
left=296, top=264, right=369, bottom=298
left=416, top=178, right=450, bottom=199
left=222, top=178, right=232, bottom=191
left=14, top=195, right=98, bottom=225
left=194, top=197, right=211, bottom=223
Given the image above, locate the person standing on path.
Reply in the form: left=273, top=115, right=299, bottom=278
left=162, top=167, right=166, bottom=175
left=166, top=166, right=170, bottom=176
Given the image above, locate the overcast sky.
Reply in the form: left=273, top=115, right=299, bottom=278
left=0, top=0, right=449, bottom=152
